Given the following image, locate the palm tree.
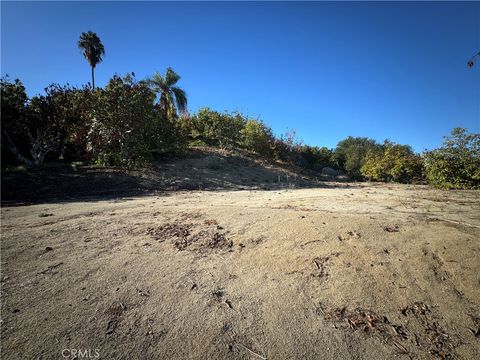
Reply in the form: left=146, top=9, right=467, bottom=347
left=149, top=68, right=187, bottom=119
left=77, top=31, right=105, bottom=89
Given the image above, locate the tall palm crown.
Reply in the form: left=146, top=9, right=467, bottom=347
left=77, top=31, right=105, bottom=89
left=149, top=68, right=187, bottom=119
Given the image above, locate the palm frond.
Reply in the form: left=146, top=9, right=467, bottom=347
left=149, top=68, right=188, bottom=118
left=171, top=86, right=187, bottom=114
left=150, top=72, right=168, bottom=95
left=77, top=31, right=105, bottom=68
left=165, top=67, right=180, bottom=86
left=151, top=72, right=165, bottom=85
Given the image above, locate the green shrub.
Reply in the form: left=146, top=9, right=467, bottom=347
left=2, top=73, right=190, bottom=168
left=361, top=141, right=423, bottom=183
left=88, top=74, right=156, bottom=166
left=190, top=108, right=246, bottom=148
left=241, top=119, right=274, bottom=157
left=1, top=77, right=29, bottom=167
left=1, top=77, right=88, bottom=168
left=424, top=128, right=480, bottom=189
left=273, top=129, right=302, bottom=163
left=4, top=164, right=28, bottom=173
left=146, top=114, right=189, bottom=157
left=333, top=136, right=381, bottom=180
left=62, top=87, right=97, bottom=162
left=296, top=145, right=335, bottom=170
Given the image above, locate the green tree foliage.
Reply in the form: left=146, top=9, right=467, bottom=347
left=78, top=31, right=105, bottom=89
left=241, top=119, right=274, bottom=157
left=1, top=77, right=87, bottom=167
left=146, top=113, right=189, bottom=157
left=2, top=71, right=189, bottom=168
left=1, top=77, right=30, bottom=166
left=88, top=74, right=156, bottom=165
left=333, top=136, right=381, bottom=180
left=273, top=129, right=302, bottom=163
left=62, top=87, right=97, bottom=162
left=361, top=141, right=423, bottom=183
left=87, top=73, right=188, bottom=166
left=424, top=128, right=480, bottom=189
left=190, top=108, right=246, bottom=148
left=297, top=145, right=335, bottom=170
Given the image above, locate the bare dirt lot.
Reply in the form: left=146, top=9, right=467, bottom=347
left=1, top=183, right=480, bottom=359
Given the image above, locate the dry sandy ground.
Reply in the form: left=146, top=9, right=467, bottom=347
left=1, top=183, right=479, bottom=359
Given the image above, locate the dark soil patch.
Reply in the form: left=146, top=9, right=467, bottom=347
left=147, top=221, right=232, bottom=251
left=204, top=219, right=218, bottom=226
left=147, top=223, right=192, bottom=243
left=208, top=232, right=233, bottom=249
left=383, top=225, right=400, bottom=232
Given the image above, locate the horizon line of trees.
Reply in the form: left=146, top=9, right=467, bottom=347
left=1, top=74, right=479, bottom=190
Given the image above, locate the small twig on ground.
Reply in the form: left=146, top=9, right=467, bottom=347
left=236, top=342, right=267, bottom=360
left=430, top=217, right=480, bottom=229
left=40, top=262, right=64, bottom=274
left=299, top=239, right=324, bottom=248
left=392, top=340, right=412, bottom=359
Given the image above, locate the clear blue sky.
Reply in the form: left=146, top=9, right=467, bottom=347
left=2, top=1, right=479, bottom=152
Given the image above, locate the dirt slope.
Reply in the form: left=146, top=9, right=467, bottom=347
left=1, top=147, right=335, bottom=205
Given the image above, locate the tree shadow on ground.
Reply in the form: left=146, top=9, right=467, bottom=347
left=1, top=148, right=355, bottom=206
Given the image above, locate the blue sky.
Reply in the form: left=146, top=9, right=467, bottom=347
left=2, top=1, right=479, bottom=152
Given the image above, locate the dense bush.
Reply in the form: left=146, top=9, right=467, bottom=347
left=296, top=145, right=335, bottom=170
left=424, top=128, right=480, bottom=189
left=1, top=74, right=188, bottom=168
left=1, top=77, right=29, bottom=166
left=361, top=141, right=423, bottom=183
left=89, top=73, right=189, bottom=166
left=147, top=115, right=189, bottom=157
left=333, top=136, right=381, bottom=180
left=241, top=119, right=274, bottom=157
left=272, top=129, right=302, bottom=163
left=88, top=74, right=156, bottom=165
left=1, top=77, right=89, bottom=168
left=190, top=108, right=246, bottom=148
left=58, top=87, right=95, bottom=162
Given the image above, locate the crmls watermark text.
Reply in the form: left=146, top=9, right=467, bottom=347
left=61, top=349, right=100, bottom=358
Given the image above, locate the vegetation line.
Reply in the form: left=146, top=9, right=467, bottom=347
left=1, top=31, right=478, bottom=190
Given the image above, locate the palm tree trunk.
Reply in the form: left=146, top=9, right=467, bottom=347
left=91, top=66, right=95, bottom=89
